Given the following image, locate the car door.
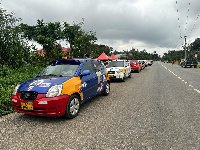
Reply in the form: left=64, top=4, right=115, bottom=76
left=80, top=60, right=98, bottom=101
left=92, top=60, right=106, bottom=93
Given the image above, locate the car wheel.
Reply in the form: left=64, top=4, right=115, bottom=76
left=123, top=72, right=126, bottom=82
left=128, top=72, right=131, bottom=78
left=64, top=94, right=80, bottom=119
left=102, top=82, right=110, bottom=96
left=194, top=65, right=197, bottom=68
left=137, top=69, right=140, bottom=73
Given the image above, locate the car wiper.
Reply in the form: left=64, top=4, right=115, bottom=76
left=44, top=74, right=58, bottom=76
left=36, top=74, right=65, bottom=77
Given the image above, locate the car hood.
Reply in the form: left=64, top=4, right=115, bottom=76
left=17, top=77, right=72, bottom=93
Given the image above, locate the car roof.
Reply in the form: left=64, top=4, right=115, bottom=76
left=111, top=60, right=124, bottom=61
left=50, top=58, right=100, bottom=65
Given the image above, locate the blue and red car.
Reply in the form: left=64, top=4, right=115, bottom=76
left=11, top=58, right=110, bottom=119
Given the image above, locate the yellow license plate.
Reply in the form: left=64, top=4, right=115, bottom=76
left=109, top=75, right=113, bottom=77
left=21, top=102, right=33, bottom=110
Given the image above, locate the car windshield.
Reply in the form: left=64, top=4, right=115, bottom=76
left=107, top=61, right=124, bottom=67
left=186, top=58, right=196, bottom=61
left=36, top=64, right=79, bottom=77
left=129, top=61, right=137, bottom=64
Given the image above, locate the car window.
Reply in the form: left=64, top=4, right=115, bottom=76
left=37, top=64, right=79, bottom=77
left=107, top=61, right=124, bottom=67
left=92, top=60, right=103, bottom=71
left=80, top=61, right=95, bottom=74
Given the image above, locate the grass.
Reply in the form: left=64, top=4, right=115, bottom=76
left=0, top=65, right=44, bottom=116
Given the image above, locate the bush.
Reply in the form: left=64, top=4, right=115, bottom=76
left=0, top=65, right=44, bottom=116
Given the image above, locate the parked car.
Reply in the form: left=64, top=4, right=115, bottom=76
left=180, top=59, right=185, bottom=65
left=164, top=60, right=168, bottom=63
left=129, top=60, right=141, bottom=73
left=138, top=60, right=145, bottom=70
left=11, top=58, right=110, bottom=119
left=146, top=60, right=153, bottom=66
left=143, top=60, right=148, bottom=67
left=106, top=60, right=131, bottom=81
left=180, top=58, right=198, bottom=68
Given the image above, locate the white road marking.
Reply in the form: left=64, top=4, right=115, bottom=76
left=162, top=65, right=200, bottom=94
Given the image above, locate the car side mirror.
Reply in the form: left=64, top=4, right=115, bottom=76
left=81, top=70, right=90, bottom=76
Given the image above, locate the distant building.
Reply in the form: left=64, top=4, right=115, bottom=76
left=36, top=47, right=70, bottom=56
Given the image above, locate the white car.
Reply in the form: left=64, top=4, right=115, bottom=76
left=106, top=60, right=131, bottom=82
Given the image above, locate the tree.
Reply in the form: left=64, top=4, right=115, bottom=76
left=89, top=44, right=113, bottom=58
left=20, top=20, right=63, bottom=61
left=0, top=5, right=30, bottom=68
left=190, top=38, right=200, bottom=51
left=63, top=21, right=97, bottom=58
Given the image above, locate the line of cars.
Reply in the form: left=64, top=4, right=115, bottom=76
left=129, top=60, right=153, bottom=73
left=11, top=58, right=152, bottom=119
left=106, top=59, right=152, bottom=81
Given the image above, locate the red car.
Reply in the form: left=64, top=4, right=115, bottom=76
left=129, top=60, right=141, bottom=73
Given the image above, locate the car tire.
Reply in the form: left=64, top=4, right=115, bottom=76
left=64, top=94, right=80, bottom=119
left=102, top=82, right=110, bottom=96
left=137, top=69, right=140, bottom=73
left=128, top=72, right=131, bottom=78
left=194, top=65, right=197, bottom=68
left=122, top=74, right=126, bottom=82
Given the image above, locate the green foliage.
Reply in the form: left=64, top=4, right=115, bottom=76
left=119, top=48, right=160, bottom=60
left=190, top=38, right=200, bottom=51
left=63, top=22, right=97, bottom=58
left=161, top=49, right=198, bottom=62
left=89, top=44, right=113, bottom=58
left=20, top=20, right=63, bottom=61
left=0, top=65, right=44, bottom=116
left=0, top=6, right=31, bottom=68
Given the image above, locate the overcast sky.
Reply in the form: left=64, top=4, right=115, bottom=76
left=1, top=0, right=200, bottom=56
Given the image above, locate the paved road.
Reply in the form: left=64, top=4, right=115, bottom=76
left=1, top=61, right=200, bottom=150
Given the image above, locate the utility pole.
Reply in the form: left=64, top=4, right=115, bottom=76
left=184, top=36, right=187, bottom=59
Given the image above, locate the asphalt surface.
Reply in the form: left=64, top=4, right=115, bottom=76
left=1, top=61, right=200, bottom=150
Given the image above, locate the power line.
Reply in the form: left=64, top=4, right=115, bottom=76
left=188, top=12, right=200, bottom=37
left=184, top=1, right=190, bottom=36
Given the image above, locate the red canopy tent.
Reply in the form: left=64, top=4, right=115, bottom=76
left=109, top=53, right=119, bottom=60
left=96, top=52, right=109, bottom=60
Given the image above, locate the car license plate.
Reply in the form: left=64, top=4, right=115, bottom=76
left=21, top=102, right=33, bottom=110
left=109, top=75, right=113, bottom=77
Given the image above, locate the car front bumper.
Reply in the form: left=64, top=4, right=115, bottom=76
left=108, top=73, right=124, bottom=79
left=131, top=67, right=139, bottom=71
left=11, top=93, right=70, bottom=117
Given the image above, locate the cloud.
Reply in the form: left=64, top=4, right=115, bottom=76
left=1, top=0, right=200, bottom=55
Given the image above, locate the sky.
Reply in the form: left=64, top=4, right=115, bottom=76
left=1, top=0, right=200, bottom=56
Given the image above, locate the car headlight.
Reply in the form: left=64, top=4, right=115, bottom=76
left=46, top=84, right=63, bottom=97
left=13, top=84, right=20, bottom=95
